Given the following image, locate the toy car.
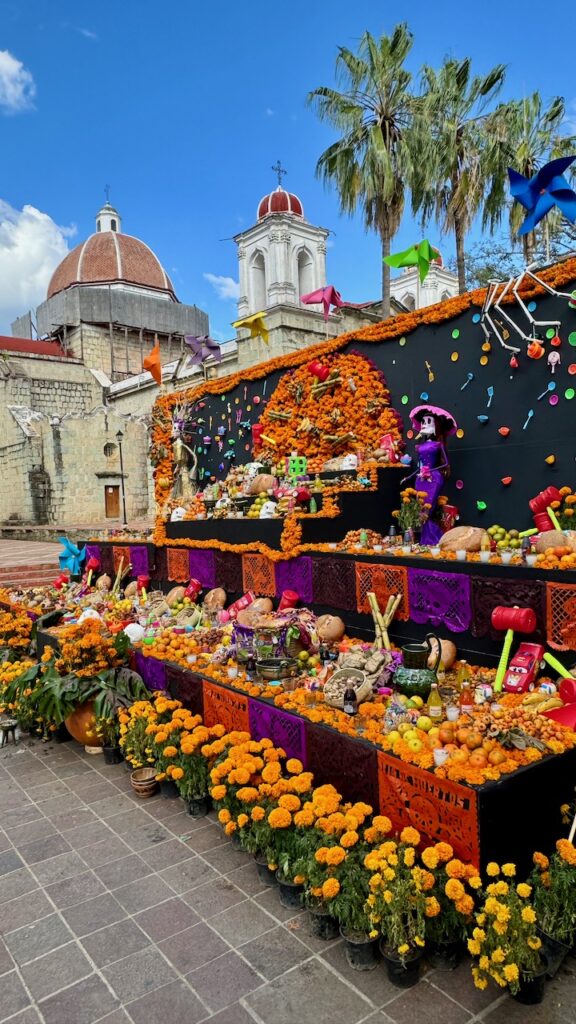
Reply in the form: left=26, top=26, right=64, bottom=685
left=503, top=642, right=545, bottom=693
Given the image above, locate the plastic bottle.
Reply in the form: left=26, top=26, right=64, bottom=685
left=458, top=663, right=474, bottom=715
left=427, top=682, right=443, bottom=719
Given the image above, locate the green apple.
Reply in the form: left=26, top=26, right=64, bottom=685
left=397, top=722, right=412, bottom=736
left=406, top=737, right=423, bottom=753
left=403, top=728, right=418, bottom=741
left=411, top=695, right=424, bottom=709
left=387, top=730, right=401, bottom=745
left=416, top=715, right=433, bottom=732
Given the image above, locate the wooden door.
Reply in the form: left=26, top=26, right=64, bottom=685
left=105, top=485, right=120, bottom=518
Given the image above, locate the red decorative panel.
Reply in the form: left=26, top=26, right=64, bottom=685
left=355, top=562, right=409, bottom=620
left=202, top=680, right=250, bottom=734
left=546, top=582, right=576, bottom=651
left=241, top=554, right=276, bottom=596
left=377, top=750, right=480, bottom=866
left=166, top=547, right=190, bottom=582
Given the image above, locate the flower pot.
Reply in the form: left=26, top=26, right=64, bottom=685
left=159, top=779, right=180, bottom=799
left=187, top=795, right=210, bottom=818
left=53, top=723, right=72, bottom=743
left=511, top=968, right=547, bottom=1005
left=380, top=943, right=423, bottom=988
left=103, top=746, right=123, bottom=765
left=276, top=870, right=304, bottom=909
left=230, top=830, right=242, bottom=849
left=64, top=700, right=102, bottom=748
left=537, top=929, right=570, bottom=978
left=130, top=767, right=158, bottom=799
left=308, top=906, right=339, bottom=941
left=254, top=856, right=277, bottom=886
left=340, top=928, right=380, bottom=971
left=428, top=939, right=464, bottom=971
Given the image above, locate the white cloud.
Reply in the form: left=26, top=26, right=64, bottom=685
left=0, top=50, right=36, bottom=113
left=0, top=201, right=75, bottom=332
left=78, top=28, right=98, bottom=40
left=264, top=107, right=275, bottom=118
left=203, top=273, right=240, bottom=301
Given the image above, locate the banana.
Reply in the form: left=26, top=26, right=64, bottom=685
left=522, top=692, right=547, bottom=706
left=536, top=698, right=564, bottom=713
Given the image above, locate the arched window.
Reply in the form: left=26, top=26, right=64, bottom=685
left=97, top=220, right=101, bottom=232
left=401, top=292, right=416, bottom=311
left=297, top=248, right=314, bottom=299
left=250, top=252, right=267, bottom=311
left=440, top=290, right=452, bottom=302
left=111, top=218, right=117, bottom=232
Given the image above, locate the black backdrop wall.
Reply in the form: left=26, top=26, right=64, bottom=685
left=186, top=280, right=576, bottom=531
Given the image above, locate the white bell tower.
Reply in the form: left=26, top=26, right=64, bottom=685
left=234, top=165, right=328, bottom=318
left=95, top=188, right=122, bottom=234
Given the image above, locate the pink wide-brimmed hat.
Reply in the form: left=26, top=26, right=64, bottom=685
left=409, top=404, right=458, bottom=435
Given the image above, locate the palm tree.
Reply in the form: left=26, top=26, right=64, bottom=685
left=412, top=58, right=507, bottom=292
left=308, top=25, right=415, bottom=318
left=504, top=94, right=576, bottom=261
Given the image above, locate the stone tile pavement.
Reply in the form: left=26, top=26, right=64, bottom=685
left=0, top=737, right=575, bottom=1024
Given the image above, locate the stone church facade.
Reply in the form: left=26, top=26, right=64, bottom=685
left=1, top=189, right=457, bottom=528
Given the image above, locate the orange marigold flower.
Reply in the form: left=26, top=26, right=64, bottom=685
left=278, top=794, right=301, bottom=812
left=321, top=878, right=340, bottom=900
left=268, top=807, right=292, bottom=829
left=211, top=785, right=227, bottom=801
left=340, top=830, right=359, bottom=849
left=286, top=758, right=304, bottom=774
left=400, top=826, right=421, bottom=846
left=251, top=806, right=265, bottom=822
left=445, top=878, right=465, bottom=901
left=218, top=809, right=231, bottom=824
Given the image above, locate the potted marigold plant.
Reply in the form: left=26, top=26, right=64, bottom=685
left=468, top=861, right=546, bottom=1004
left=96, top=714, right=123, bottom=764
left=392, top=488, right=432, bottom=539
left=365, top=827, right=427, bottom=987
left=420, top=842, right=481, bottom=970
left=530, top=839, right=576, bottom=972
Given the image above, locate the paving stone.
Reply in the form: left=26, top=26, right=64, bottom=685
left=21, top=941, right=93, bottom=1001
left=183, top=877, right=247, bottom=920
left=122, top=822, right=173, bottom=852
left=78, top=782, right=121, bottom=804
left=139, top=837, right=197, bottom=871
left=181, top=823, right=228, bottom=853
left=210, top=899, right=276, bottom=947
left=428, top=960, right=501, bottom=1015
left=244, top=958, right=372, bottom=1024
left=2, top=805, right=44, bottom=829
left=0, top=935, right=14, bottom=975
left=3, top=1009, right=43, bottom=1023
left=0, top=830, right=11, bottom=853
left=157, top=921, right=230, bottom=973
left=4, top=913, right=74, bottom=965
left=15, top=770, right=55, bottom=790
left=288, top=913, right=342, bottom=954
left=205, top=843, right=254, bottom=874
left=7, top=818, right=57, bottom=848
left=64, top=772, right=105, bottom=794
left=45, top=869, right=105, bottom=909
left=142, top=797, right=188, bottom=822
left=38, top=793, right=84, bottom=817
left=61, top=821, right=114, bottom=851
left=125, top=979, right=206, bottom=1024
left=241, top=924, right=311, bottom=980
left=254, top=885, right=305, bottom=923
left=481, top=996, right=572, bottom=1024
left=0, top=866, right=38, bottom=903
left=114, top=874, right=175, bottom=914
left=39, top=973, right=119, bottom=1024
left=94, top=1012, right=133, bottom=1024
left=227, top=861, right=272, bottom=897
left=62, top=892, right=127, bottom=937
left=80, top=918, right=149, bottom=968
left=104, top=809, right=156, bottom=836
left=80, top=836, right=133, bottom=868
left=47, top=807, right=98, bottom=832
left=54, top=762, right=95, bottom=780
left=88, top=794, right=138, bottom=819
left=0, top=849, right=24, bottom=875
left=93, top=853, right=153, bottom=890
left=321, top=940, right=407, bottom=1009
left=159, top=856, right=218, bottom=894
left=31, top=850, right=89, bottom=885
left=0, top=969, right=31, bottom=1019
left=102, top=945, right=177, bottom=1002
left=385, top=980, right=472, bottom=1024
left=134, top=896, right=200, bottom=942
left=206, top=1005, right=260, bottom=1024
left=18, top=834, right=71, bottom=865
left=186, top=949, right=263, bottom=1012
left=0, top=888, right=53, bottom=934
left=27, top=780, right=71, bottom=803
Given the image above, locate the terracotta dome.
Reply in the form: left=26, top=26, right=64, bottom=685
left=47, top=232, right=176, bottom=300
left=257, top=186, right=304, bottom=220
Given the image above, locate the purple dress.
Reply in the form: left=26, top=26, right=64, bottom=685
left=415, top=439, right=446, bottom=545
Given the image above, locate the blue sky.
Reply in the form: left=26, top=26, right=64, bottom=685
left=1, top=0, right=574, bottom=337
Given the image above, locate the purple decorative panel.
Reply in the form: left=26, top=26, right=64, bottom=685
left=135, top=652, right=167, bottom=691
left=408, top=568, right=471, bottom=633
left=188, top=550, right=216, bottom=589
left=129, top=546, right=149, bottom=576
left=248, top=700, right=307, bottom=763
left=84, top=544, right=101, bottom=565
left=275, top=557, right=313, bottom=604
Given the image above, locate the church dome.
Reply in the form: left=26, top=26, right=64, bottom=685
left=47, top=230, right=176, bottom=300
left=257, top=186, right=304, bottom=220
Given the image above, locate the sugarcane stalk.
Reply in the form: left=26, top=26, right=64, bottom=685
left=268, top=411, right=290, bottom=421
left=112, top=558, right=124, bottom=595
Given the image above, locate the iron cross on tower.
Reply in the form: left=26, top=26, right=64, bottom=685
left=104, top=184, right=111, bottom=204
left=271, top=160, right=287, bottom=186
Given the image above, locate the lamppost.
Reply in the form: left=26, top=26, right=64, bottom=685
left=115, top=429, right=128, bottom=527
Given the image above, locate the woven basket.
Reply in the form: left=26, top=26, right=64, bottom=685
left=324, top=668, right=372, bottom=709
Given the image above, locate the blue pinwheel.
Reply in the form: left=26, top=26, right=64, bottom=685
left=58, top=538, right=86, bottom=576
left=508, top=156, right=576, bottom=235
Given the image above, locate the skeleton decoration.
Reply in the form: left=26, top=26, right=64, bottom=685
left=547, top=351, right=561, bottom=374
left=480, top=262, right=573, bottom=355
left=171, top=402, right=200, bottom=501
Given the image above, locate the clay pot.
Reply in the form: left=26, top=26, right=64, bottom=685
left=130, top=767, right=158, bottom=799
left=64, top=700, right=102, bottom=747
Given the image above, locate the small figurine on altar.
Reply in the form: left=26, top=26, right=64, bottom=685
left=171, top=425, right=198, bottom=501
left=403, top=404, right=457, bottom=545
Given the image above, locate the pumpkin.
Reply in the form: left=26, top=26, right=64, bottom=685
left=439, top=526, right=487, bottom=552
left=316, top=614, right=346, bottom=643
left=203, top=587, right=227, bottom=611
left=166, top=586, right=186, bottom=607
left=95, top=574, right=112, bottom=591
left=249, top=474, right=277, bottom=495
left=427, top=638, right=457, bottom=670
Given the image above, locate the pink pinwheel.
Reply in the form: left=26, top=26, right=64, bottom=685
left=184, top=335, right=222, bottom=368
left=300, top=285, right=344, bottom=321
